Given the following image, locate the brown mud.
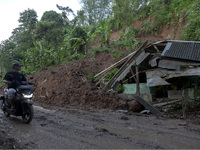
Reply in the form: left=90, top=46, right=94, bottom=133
left=1, top=105, right=200, bottom=149
left=31, top=53, right=125, bottom=110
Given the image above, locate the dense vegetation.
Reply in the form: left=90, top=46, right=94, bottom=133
left=0, top=0, right=200, bottom=76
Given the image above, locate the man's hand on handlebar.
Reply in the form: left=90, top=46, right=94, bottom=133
left=3, top=80, right=11, bottom=85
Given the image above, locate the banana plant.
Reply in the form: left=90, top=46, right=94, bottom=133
left=64, top=27, right=87, bottom=57
left=95, top=20, right=112, bottom=47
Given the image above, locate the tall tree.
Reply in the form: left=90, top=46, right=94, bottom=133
left=111, top=0, right=149, bottom=30
left=0, top=40, right=16, bottom=72
left=11, top=9, right=38, bottom=56
left=41, top=10, right=63, bottom=27
left=56, top=4, right=75, bottom=26
left=72, top=10, right=86, bottom=26
left=79, top=0, right=112, bottom=25
left=34, top=11, right=64, bottom=64
left=18, top=8, right=38, bottom=32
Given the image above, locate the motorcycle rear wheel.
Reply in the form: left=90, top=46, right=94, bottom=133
left=22, top=104, right=34, bottom=124
left=1, top=102, right=10, bottom=117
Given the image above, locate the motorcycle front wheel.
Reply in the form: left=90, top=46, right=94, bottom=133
left=1, top=102, right=10, bottom=117
left=22, top=104, right=34, bottom=124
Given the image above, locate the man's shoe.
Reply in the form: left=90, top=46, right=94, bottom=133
left=11, top=108, right=16, bottom=113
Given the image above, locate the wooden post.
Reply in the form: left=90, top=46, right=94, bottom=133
left=182, top=90, right=186, bottom=119
left=194, top=77, right=198, bottom=99
left=136, top=66, right=140, bottom=96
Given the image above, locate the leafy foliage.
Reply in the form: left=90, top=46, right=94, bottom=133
left=111, top=0, right=149, bottom=30
left=105, top=68, right=118, bottom=79
left=56, top=4, right=75, bottom=26
left=64, top=26, right=87, bottom=57
left=0, top=40, right=16, bottom=72
left=114, top=26, right=142, bottom=51
left=79, top=0, right=112, bottom=25
left=183, top=2, right=200, bottom=40
left=10, top=9, right=38, bottom=64
left=112, top=50, right=124, bottom=58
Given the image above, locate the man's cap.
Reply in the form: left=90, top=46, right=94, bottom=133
left=13, top=63, right=23, bottom=68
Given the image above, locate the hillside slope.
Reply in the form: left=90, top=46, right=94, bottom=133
left=110, top=19, right=185, bottom=43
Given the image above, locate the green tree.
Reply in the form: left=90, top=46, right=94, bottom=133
left=18, top=8, right=38, bottom=32
left=79, top=0, right=112, bottom=25
left=41, top=10, right=63, bottom=26
left=0, top=40, right=16, bottom=73
left=34, top=11, right=64, bottom=63
left=12, top=9, right=38, bottom=47
left=10, top=9, right=38, bottom=65
left=73, top=10, right=86, bottom=26
left=111, top=0, right=149, bottom=30
left=56, top=4, right=75, bottom=26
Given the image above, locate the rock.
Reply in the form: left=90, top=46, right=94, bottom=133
left=129, top=100, right=145, bottom=112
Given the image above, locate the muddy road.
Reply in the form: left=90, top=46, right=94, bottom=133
left=1, top=104, right=200, bottom=149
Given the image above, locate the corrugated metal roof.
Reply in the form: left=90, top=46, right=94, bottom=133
left=161, top=42, right=200, bottom=61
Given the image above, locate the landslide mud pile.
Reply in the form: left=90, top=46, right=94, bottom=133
left=32, top=52, right=125, bottom=109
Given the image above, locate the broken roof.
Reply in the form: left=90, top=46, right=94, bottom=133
left=162, top=42, right=200, bottom=61
left=95, top=40, right=200, bottom=90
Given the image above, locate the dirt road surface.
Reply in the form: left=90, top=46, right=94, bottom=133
left=1, top=104, right=200, bottom=149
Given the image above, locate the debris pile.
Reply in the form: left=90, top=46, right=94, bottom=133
left=32, top=54, right=125, bottom=109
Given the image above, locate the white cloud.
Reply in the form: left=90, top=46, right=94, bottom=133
left=0, top=0, right=81, bottom=42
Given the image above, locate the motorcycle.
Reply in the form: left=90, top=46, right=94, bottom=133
left=0, top=79, right=34, bottom=123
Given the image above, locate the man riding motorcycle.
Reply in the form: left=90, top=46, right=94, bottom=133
left=3, top=63, right=27, bottom=112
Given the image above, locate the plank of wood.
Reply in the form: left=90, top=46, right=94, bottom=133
left=94, top=51, right=137, bottom=78
left=153, top=100, right=181, bottom=107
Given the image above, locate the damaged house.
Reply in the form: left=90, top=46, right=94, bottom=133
left=95, top=40, right=200, bottom=109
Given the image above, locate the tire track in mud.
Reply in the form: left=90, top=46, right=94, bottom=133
left=1, top=105, right=200, bottom=149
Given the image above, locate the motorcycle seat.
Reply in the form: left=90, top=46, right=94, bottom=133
left=18, top=85, right=33, bottom=90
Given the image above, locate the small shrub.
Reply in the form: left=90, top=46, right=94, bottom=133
left=86, top=70, right=95, bottom=81
left=117, top=84, right=124, bottom=93
left=105, top=68, right=119, bottom=80
left=112, top=50, right=124, bottom=58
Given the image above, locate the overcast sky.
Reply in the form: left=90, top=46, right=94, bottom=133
left=0, top=0, right=81, bottom=43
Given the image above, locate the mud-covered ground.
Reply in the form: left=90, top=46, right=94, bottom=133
left=0, top=103, right=200, bottom=149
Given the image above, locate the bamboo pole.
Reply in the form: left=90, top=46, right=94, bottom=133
left=136, top=66, right=140, bottom=96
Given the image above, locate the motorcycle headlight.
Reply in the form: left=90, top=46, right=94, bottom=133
left=22, top=94, right=33, bottom=98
